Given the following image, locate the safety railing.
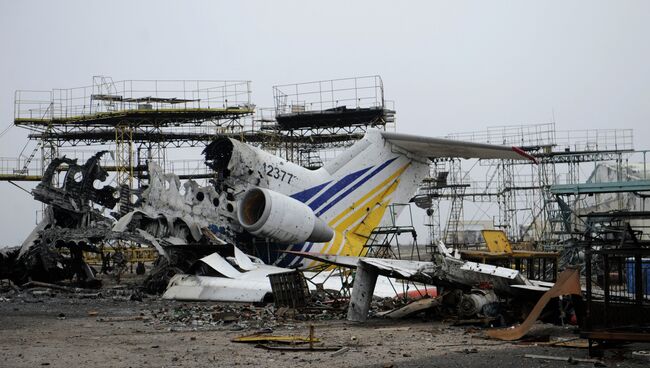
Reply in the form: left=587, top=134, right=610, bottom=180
left=0, top=156, right=42, bottom=176
left=15, top=77, right=253, bottom=122
left=273, top=75, right=385, bottom=115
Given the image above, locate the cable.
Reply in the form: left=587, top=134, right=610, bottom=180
left=0, top=123, right=13, bottom=139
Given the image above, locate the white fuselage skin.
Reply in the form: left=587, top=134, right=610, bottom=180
left=221, top=129, right=429, bottom=267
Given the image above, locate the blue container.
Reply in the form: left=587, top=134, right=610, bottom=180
left=626, top=258, right=650, bottom=295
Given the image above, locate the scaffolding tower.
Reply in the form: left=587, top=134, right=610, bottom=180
left=269, top=75, right=395, bottom=163
left=9, top=77, right=254, bottom=185
left=3, top=76, right=396, bottom=186
left=415, top=123, right=638, bottom=248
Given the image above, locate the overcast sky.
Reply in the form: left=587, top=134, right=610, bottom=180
left=1, top=1, right=649, bottom=246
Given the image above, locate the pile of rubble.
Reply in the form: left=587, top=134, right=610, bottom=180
left=147, top=295, right=412, bottom=331
left=152, top=304, right=279, bottom=330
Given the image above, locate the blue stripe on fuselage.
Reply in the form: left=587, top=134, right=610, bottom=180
left=290, top=181, right=331, bottom=203
left=315, top=157, right=398, bottom=217
left=307, top=166, right=372, bottom=211
left=278, top=169, right=371, bottom=267
left=276, top=157, right=398, bottom=266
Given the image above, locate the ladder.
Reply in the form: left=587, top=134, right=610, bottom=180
left=443, top=159, right=465, bottom=248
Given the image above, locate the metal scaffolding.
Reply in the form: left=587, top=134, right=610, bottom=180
left=8, top=76, right=255, bottom=185
left=3, top=76, right=395, bottom=187
left=415, top=123, right=641, bottom=248
left=269, top=75, right=395, bottom=162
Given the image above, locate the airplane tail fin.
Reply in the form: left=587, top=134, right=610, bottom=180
left=283, top=129, right=534, bottom=265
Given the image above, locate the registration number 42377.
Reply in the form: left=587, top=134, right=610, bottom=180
left=262, top=162, right=296, bottom=184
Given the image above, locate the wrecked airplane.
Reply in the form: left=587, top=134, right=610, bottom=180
left=5, top=151, right=225, bottom=289
left=7, top=128, right=534, bottom=300
left=200, top=129, right=534, bottom=267
left=9, top=152, right=119, bottom=287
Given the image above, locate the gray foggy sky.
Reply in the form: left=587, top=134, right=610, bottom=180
left=1, top=1, right=649, bottom=246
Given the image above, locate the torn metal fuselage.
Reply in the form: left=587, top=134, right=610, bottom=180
left=129, top=160, right=238, bottom=245
left=162, top=244, right=288, bottom=303
left=287, top=241, right=554, bottom=322
left=16, top=152, right=119, bottom=286
left=32, top=151, right=119, bottom=213
left=13, top=146, right=248, bottom=288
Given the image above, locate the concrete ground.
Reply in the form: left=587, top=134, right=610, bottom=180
left=1, top=291, right=648, bottom=368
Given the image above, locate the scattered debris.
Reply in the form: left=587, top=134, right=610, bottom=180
left=97, top=315, right=150, bottom=323
left=330, top=346, right=351, bottom=357
left=256, top=344, right=343, bottom=352
left=290, top=241, right=561, bottom=323
left=378, top=297, right=441, bottom=319
left=632, top=350, right=650, bottom=358
left=524, top=354, right=605, bottom=365
left=232, top=333, right=320, bottom=344
left=21, top=281, right=82, bottom=293
left=250, top=325, right=342, bottom=352
left=486, top=268, right=581, bottom=341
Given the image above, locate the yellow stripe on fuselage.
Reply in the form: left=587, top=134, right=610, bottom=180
left=328, top=162, right=411, bottom=227
left=329, top=177, right=401, bottom=256
left=304, top=162, right=411, bottom=267
left=325, top=162, right=410, bottom=253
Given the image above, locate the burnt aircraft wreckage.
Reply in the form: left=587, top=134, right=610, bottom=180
left=2, top=129, right=537, bottom=302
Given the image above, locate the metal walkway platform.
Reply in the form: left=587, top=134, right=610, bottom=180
left=550, top=180, right=650, bottom=195
left=15, top=107, right=254, bottom=127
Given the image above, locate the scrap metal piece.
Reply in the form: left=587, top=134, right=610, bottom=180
left=255, top=344, right=342, bottom=352
left=379, top=297, right=442, bottom=319
left=458, top=289, right=499, bottom=318
left=481, top=230, right=513, bottom=253
left=268, top=270, right=310, bottom=309
left=232, top=334, right=320, bottom=344
left=162, top=247, right=289, bottom=302
left=524, top=354, right=604, bottom=365
left=487, top=267, right=582, bottom=341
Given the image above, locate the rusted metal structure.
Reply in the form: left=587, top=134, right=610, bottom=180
left=582, top=241, right=650, bottom=355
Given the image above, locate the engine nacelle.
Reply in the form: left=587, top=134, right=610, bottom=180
left=237, top=187, right=334, bottom=244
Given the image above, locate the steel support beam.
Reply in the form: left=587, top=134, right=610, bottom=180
left=550, top=180, right=650, bottom=195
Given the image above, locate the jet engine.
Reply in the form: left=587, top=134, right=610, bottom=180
left=237, top=187, right=334, bottom=244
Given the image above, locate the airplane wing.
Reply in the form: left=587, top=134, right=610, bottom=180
left=285, top=251, right=434, bottom=280
left=284, top=250, right=360, bottom=268
left=381, top=131, right=537, bottom=162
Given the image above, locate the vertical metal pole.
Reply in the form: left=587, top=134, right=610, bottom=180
left=602, top=251, right=610, bottom=327
left=354, top=77, right=358, bottom=108
left=319, top=81, right=322, bottom=111
left=635, top=254, right=643, bottom=305
left=585, top=245, right=592, bottom=331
